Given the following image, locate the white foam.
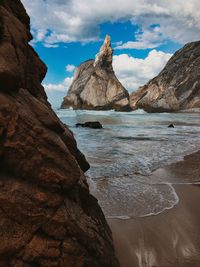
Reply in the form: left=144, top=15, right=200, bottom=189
left=103, top=183, right=180, bottom=220
left=137, top=183, right=179, bottom=218
left=106, top=215, right=131, bottom=220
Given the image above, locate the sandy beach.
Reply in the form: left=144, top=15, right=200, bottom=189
left=108, top=151, right=200, bottom=267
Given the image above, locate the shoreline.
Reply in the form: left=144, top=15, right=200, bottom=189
left=106, top=181, right=180, bottom=220
left=108, top=151, right=200, bottom=267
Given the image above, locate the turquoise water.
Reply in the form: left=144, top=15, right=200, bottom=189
left=56, top=109, right=200, bottom=218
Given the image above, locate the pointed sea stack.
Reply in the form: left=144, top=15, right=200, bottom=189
left=130, top=41, right=200, bottom=112
left=61, top=35, right=131, bottom=111
left=0, top=1, right=119, bottom=266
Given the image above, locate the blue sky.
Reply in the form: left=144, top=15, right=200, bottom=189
left=35, top=21, right=181, bottom=84
left=21, top=0, right=200, bottom=108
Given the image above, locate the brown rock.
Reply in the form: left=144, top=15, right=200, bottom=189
left=61, top=35, right=131, bottom=111
left=0, top=1, right=119, bottom=266
left=130, top=41, right=200, bottom=112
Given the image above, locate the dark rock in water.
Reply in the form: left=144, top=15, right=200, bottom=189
left=61, top=35, right=131, bottom=111
left=0, top=1, right=119, bottom=266
left=168, top=124, right=175, bottom=128
left=130, top=40, right=200, bottom=112
left=76, top=121, right=103, bottom=129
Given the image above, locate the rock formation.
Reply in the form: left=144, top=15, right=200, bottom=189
left=130, top=41, right=200, bottom=112
left=0, top=1, right=119, bottom=266
left=76, top=122, right=103, bottom=129
left=61, top=35, right=130, bottom=111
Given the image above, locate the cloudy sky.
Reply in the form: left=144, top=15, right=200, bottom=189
left=21, top=0, right=200, bottom=107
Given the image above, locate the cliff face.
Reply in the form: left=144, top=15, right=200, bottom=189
left=61, top=35, right=130, bottom=111
left=0, top=1, right=119, bottom=266
left=130, top=41, right=200, bottom=112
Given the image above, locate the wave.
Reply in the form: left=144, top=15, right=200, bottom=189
left=116, top=136, right=167, bottom=141
left=57, top=109, right=200, bottom=219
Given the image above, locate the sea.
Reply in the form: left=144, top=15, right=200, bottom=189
left=56, top=108, right=200, bottom=219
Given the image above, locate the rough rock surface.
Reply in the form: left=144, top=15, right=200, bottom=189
left=76, top=122, right=103, bottom=129
left=0, top=1, right=119, bottom=266
left=130, top=41, right=200, bottom=112
left=61, top=35, right=130, bottom=111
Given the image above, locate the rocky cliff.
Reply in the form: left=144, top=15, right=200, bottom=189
left=61, top=35, right=130, bottom=111
left=0, top=1, right=119, bottom=266
left=130, top=41, right=200, bottom=112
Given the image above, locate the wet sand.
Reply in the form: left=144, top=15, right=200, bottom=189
left=108, top=151, right=200, bottom=267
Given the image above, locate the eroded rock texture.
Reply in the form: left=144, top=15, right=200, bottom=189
left=130, top=41, right=200, bottom=112
left=0, top=1, right=119, bottom=266
left=61, top=35, right=130, bottom=111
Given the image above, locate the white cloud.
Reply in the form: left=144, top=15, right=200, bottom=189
left=113, top=50, right=172, bottom=92
left=116, top=26, right=165, bottom=50
left=44, top=77, right=73, bottom=93
left=21, top=0, right=200, bottom=46
left=44, top=43, right=59, bottom=48
left=44, top=76, right=73, bottom=108
left=66, top=64, right=76, bottom=72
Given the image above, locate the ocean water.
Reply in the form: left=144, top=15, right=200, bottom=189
left=56, top=109, right=200, bottom=218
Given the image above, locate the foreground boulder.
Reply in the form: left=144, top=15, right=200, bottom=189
left=0, top=1, right=119, bottom=266
left=61, top=35, right=130, bottom=111
left=76, top=121, right=103, bottom=129
left=130, top=41, right=200, bottom=112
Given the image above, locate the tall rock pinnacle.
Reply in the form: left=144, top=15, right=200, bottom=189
left=61, top=35, right=130, bottom=111
left=94, top=35, right=113, bottom=69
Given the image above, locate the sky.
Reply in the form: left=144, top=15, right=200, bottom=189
left=21, top=0, right=200, bottom=108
